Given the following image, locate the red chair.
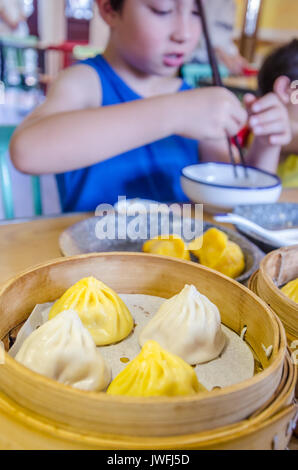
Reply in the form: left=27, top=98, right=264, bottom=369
left=46, top=41, right=88, bottom=69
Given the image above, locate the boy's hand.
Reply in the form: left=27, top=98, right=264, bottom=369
left=244, top=93, right=292, bottom=147
left=175, top=87, right=247, bottom=141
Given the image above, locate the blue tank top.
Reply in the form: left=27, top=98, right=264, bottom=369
left=56, top=55, right=199, bottom=212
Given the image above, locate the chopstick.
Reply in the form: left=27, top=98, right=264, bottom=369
left=197, top=0, right=248, bottom=178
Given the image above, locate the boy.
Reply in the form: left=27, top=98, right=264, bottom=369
left=10, top=0, right=291, bottom=211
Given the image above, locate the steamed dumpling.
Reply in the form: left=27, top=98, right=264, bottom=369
left=107, top=340, right=204, bottom=397
left=143, top=235, right=190, bottom=261
left=139, top=285, right=226, bottom=365
left=210, top=241, right=245, bottom=279
left=49, top=277, right=134, bottom=346
left=189, top=228, right=227, bottom=262
left=281, top=278, right=298, bottom=303
left=15, top=310, right=111, bottom=391
left=189, top=228, right=245, bottom=279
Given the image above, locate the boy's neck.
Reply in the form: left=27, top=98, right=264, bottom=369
left=103, top=43, right=182, bottom=98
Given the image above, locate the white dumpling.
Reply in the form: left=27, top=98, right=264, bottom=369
left=15, top=310, right=111, bottom=391
left=139, top=285, right=226, bottom=364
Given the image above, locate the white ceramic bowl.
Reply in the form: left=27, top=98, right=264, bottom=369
left=181, top=163, right=282, bottom=213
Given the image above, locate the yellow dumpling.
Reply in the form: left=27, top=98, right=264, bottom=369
left=189, top=228, right=245, bottom=279
left=281, top=278, right=298, bottom=303
left=143, top=235, right=190, bottom=261
left=189, top=228, right=228, bottom=265
left=107, top=340, right=205, bottom=397
left=49, top=277, right=134, bottom=346
left=212, top=241, right=245, bottom=279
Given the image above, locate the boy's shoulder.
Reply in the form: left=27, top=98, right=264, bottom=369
left=48, top=63, right=102, bottom=110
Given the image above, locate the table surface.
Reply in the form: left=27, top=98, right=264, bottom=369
left=0, top=189, right=297, bottom=286
left=222, top=75, right=258, bottom=92
left=200, top=75, right=258, bottom=93
left=0, top=188, right=297, bottom=449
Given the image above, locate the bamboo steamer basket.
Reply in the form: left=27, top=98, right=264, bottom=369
left=0, top=253, right=289, bottom=449
left=250, top=245, right=298, bottom=343
left=249, top=248, right=298, bottom=437
left=0, top=347, right=295, bottom=450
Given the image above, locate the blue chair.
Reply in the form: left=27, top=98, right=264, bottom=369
left=181, top=63, right=229, bottom=88
left=0, top=125, right=42, bottom=219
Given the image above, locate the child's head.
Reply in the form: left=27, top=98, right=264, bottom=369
left=96, top=0, right=202, bottom=77
left=258, top=39, right=298, bottom=118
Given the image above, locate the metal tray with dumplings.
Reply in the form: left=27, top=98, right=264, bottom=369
left=59, top=213, right=264, bottom=284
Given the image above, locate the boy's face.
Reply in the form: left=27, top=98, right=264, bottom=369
left=106, top=0, right=202, bottom=76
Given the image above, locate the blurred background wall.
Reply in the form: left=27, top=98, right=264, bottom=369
left=235, top=0, right=298, bottom=53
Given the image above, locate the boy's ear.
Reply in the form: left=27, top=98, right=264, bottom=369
left=273, top=76, right=291, bottom=105
left=96, top=0, right=119, bottom=27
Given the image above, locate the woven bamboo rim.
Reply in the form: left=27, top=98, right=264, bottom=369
left=249, top=268, right=298, bottom=430
left=256, top=246, right=298, bottom=340
left=0, top=351, right=295, bottom=450
left=0, top=253, right=287, bottom=438
left=249, top=270, right=297, bottom=346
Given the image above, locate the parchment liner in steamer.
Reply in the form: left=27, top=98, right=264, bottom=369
left=9, top=294, right=255, bottom=391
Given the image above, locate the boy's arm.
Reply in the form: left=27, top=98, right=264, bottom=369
left=15, top=65, right=102, bottom=129
left=11, top=67, right=247, bottom=175
left=10, top=65, right=175, bottom=174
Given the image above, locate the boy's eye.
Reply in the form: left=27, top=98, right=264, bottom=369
left=150, top=7, right=200, bottom=17
left=150, top=7, right=172, bottom=15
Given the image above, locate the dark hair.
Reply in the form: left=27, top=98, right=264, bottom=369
left=258, top=39, right=298, bottom=96
left=110, top=0, right=124, bottom=11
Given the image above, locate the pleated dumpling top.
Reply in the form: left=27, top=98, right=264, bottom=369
left=15, top=310, right=111, bottom=391
left=107, top=340, right=204, bottom=397
left=139, top=285, right=226, bottom=365
left=49, top=277, right=134, bottom=346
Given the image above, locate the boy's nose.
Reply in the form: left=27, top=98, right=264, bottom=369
left=170, top=18, right=192, bottom=43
